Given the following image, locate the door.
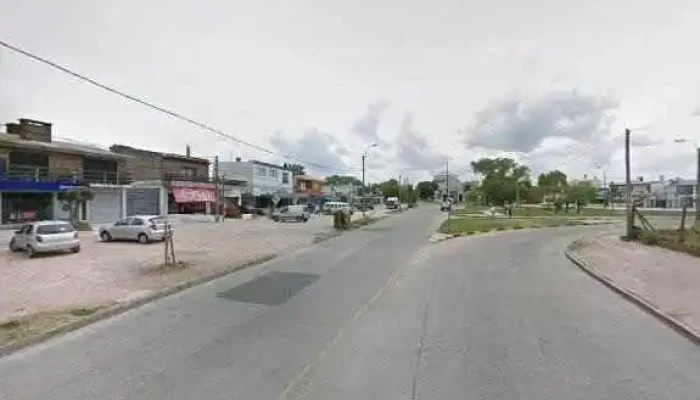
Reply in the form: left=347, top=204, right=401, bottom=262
left=13, top=224, right=31, bottom=248
left=127, top=188, right=160, bottom=216
left=128, top=217, right=146, bottom=240
left=111, top=218, right=132, bottom=240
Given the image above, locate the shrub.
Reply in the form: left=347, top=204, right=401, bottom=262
left=640, top=230, right=660, bottom=246
left=72, top=220, right=92, bottom=231
left=466, top=231, right=475, bottom=235
left=513, top=224, right=524, bottom=230
left=496, top=226, right=506, bottom=231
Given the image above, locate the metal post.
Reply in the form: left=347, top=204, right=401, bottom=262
left=625, top=128, right=633, bottom=238
left=696, top=147, right=700, bottom=228
left=446, top=160, right=451, bottom=222
left=362, top=153, right=366, bottom=218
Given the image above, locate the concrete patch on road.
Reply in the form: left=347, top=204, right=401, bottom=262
left=565, top=239, right=700, bottom=346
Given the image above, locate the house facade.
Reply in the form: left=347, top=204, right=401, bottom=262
left=433, top=172, right=462, bottom=202
left=110, top=144, right=215, bottom=215
left=0, top=118, right=134, bottom=224
left=294, top=175, right=324, bottom=196
left=218, top=158, right=293, bottom=209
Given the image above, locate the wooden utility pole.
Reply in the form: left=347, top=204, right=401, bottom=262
left=625, top=128, right=633, bottom=238
left=213, top=155, right=220, bottom=222
left=446, top=159, right=451, bottom=222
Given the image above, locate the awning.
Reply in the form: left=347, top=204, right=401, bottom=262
left=172, top=187, right=216, bottom=203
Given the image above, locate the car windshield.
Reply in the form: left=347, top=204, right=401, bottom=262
left=36, top=224, right=75, bottom=234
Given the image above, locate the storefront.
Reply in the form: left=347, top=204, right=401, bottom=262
left=168, top=182, right=217, bottom=214
left=0, top=180, right=76, bottom=224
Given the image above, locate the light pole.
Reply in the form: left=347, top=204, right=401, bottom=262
left=362, top=142, right=378, bottom=216
left=674, top=137, right=700, bottom=227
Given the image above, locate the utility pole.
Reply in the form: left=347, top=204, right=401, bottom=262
left=214, top=155, right=220, bottom=222
left=446, top=159, right=451, bottom=222
left=696, top=147, right=700, bottom=228
left=603, top=169, right=607, bottom=209
left=625, top=128, right=633, bottom=238
left=362, top=153, right=366, bottom=196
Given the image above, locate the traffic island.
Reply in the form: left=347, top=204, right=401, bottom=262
left=566, top=235, right=700, bottom=345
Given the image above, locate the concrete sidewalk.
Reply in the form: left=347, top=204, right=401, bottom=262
left=568, top=235, right=700, bottom=340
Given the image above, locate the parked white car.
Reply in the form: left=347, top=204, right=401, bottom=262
left=99, top=215, right=168, bottom=244
left=9, top=221, right=80, bottom=257
left=272, top=205, right=310, bottom=223
left=323, top=201, right=353, bottom=214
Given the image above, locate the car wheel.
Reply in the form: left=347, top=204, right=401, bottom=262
left=138, top=233, right=149, bottom=244
left=26, top=245, right=35, bottom=258
left=9, top=239, right=20, bottom=253
left=71, top=246, right=80, bottom=253
left=100, top=231, right=112, bottom=242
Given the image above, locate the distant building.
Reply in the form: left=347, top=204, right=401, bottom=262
left=218, top=158, right=293, bottom=210
left=433, top=172, right=462, bottom=202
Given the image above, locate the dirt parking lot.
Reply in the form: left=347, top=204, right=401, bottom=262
left=0, top=216, right=337, bottom=321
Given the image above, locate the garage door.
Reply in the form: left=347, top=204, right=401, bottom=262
left=89, top=189, right=122, bottom=223
left=127, top=188, right=160, bottom=216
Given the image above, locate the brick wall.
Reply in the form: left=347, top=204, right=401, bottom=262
left=49, top=153, right=82, bottom=174
left=162, top=158, right=209, bottom=178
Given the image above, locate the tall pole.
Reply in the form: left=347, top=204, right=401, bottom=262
left=693, top=147, right=700, bottom=229
left=603, top=169, right=607, bottom=209
left=446, top=159, right=451, bottom=222
left=625, top=128, right=633, bottom=238
left=361, top=153, right=366, bottom=217
left=214, top=155, right=220, bottom=222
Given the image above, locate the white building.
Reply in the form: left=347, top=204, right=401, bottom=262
left=433, top=172, right=462, bottom=202
left=218, top=159, right=293, bottom=208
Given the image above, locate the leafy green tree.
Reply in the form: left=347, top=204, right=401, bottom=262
left=57, top=188, right=94, bottom=222
left=471, top=157, right=530, bottom=206
left=564, top=182, right=598, bottom=213
left=537, top=170, right=568, bottom=208
left=415, top=181, right=437, bottom=200
left=379, top=179, right=401, bottom=198
left=324, top=175, right=363, bottom=186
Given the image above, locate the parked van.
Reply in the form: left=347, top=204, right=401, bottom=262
left=323, top=201, right=352, bottom=214
left=272, top=205, right=310, bottom=222
left=385, top=197, right=399, bottom=209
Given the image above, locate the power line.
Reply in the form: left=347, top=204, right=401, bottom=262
left=0, top=38, right=363, bottom=176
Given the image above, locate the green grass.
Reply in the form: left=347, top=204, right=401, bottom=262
left=452, top=205, right=619, bottom=219
left=439, top=216, right=587, bottom=235
left=637, top=229, right=700, bottom=257
left=0, top=307, right=103, bottom=349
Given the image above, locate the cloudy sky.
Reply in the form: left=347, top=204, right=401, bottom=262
left=2, top=0, right=699, bottom=184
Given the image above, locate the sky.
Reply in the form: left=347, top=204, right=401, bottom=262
left=1, top=0, right=700, bottom=184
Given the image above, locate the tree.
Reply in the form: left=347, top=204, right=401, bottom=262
left=57, top=188, right=94, bottom=222
left=415, top=181, right=437, bottom=200
left=471, top=157, right=530, bottom=206
left=537, top=170, right=568, bottom=208
left=564, top=182, right=598, bottom=213
left=324, top=175, right=363, bottom=187
left=283, top=163, right=306, bottom=176
left=379, top=179, right=401, bottom=198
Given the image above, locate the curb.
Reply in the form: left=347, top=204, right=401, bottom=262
left=565, top=241, right=700, bottom=346
left=0, top=213, right=395, bottom=357
left=0, top=254, right=277, bottom=358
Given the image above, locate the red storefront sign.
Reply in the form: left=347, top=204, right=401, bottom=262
left=172, top=187, right=216, bottom=203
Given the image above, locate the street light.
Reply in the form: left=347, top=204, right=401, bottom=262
left=361, top=142, right=378, bottom=215
left=674, top=137, right=700, bottom=226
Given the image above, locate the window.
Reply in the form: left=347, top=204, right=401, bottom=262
left=181, top=167, right=197, bottom=178
left=270, top=169, right=278, bottom=179
left=282, top=172, right=289, bottom=184
left=256, top=166, right=267, bottom=176
left=678, top=185, right=694, bottom=195
left=37, top=223, right=74, bottom=234
left=131, top=218, right=145, bottom=226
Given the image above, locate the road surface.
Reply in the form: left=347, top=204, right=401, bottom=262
left=1, top=207, right=699, bottom=399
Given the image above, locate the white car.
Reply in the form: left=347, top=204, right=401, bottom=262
left=9, top=220, right=81, bottom=258
left=99, top=215, right=168, bottom=244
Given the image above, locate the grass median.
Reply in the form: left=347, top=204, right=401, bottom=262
left=0, top=307, right=102, bottom=349
left=439, top=216, right=587, bottom=236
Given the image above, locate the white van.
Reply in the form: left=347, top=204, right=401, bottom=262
left=323, top=201, right=352, bottom=214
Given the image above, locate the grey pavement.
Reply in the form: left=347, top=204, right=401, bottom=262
left=1, top=208, right=700, bottom=399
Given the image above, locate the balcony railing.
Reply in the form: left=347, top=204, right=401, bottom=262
left=1, top=164, right=132, bottom=185
left=164, top=173, right=212, bottom=183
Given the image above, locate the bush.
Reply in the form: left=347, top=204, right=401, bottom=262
left=72, top=220, right=92, bottom=231
left=640, top=230, right=661, bottom=246
left=496, top=226, right=506, bottom=231
left=513, top=224, right=523, bottom=230
left=466, top=231, right=475, bottom=235
left=333, top=211, right=351, bottom=230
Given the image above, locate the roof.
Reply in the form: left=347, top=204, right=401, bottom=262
left=250, top=160, right=291, bottom=171
left=0, top=133, right=128, bottom=160
left=110, top=144, right=209, bottom=165
left=295, top=175, right=323, bottom=182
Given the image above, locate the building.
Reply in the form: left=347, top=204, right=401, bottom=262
left=110, top=144, right=215, bottom=215
left=218, top=158, right=293, bottom=209
left=0, top=118, right=133, bottom=225
left=322, top=184, right=361, bottom=201
left=433, top=172, right=462, bottom=202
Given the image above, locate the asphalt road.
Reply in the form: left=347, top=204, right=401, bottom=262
left=1, top=207, right=700, bottom=399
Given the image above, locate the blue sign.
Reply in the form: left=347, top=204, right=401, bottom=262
left=0, top=179, right=74, bottom=192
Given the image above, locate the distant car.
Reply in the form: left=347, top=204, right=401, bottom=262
left=323, top=201, right=353, bottom=215
left=385, top=197, right=399, bottom=209
left=99, top=215, right=168, bottom=244
left=272, top=205, right=310, bottom=222
left=440, top=200, right=452, bottom=212
left=9, top=221, right=80, bottom=257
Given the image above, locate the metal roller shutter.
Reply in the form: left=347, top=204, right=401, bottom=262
left=89, top=189, right=122, bottom=223
left=127, top=188, right=160, bottom=216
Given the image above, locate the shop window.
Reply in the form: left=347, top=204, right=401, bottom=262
left=282, top=172, right=289, bottom=184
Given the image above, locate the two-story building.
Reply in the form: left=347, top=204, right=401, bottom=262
left=433, top=172, right=463, bottom=203
left=218, top=158, right=293, bottom=210
left=110, top=144, right=219, bottom=215
left=0, top=118, right=132, bottom=225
